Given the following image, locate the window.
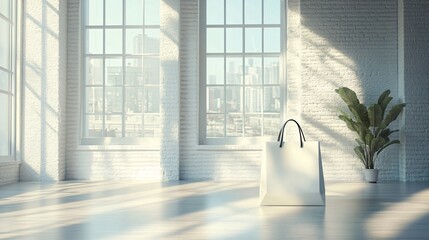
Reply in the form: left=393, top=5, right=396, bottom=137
left=82, top=0, right=160, bottom=144
left=200, top=0, right=284, bottom=144
left=0, top=0, right=17, bottom=160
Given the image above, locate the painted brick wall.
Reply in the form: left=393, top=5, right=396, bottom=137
left=402, top=0, right=429, bottom=181
left=0, top=162, right=19, bottom=185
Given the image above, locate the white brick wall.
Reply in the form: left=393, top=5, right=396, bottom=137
left=0, top=162, right=19, bottom=185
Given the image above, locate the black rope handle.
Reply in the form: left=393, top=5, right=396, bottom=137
left=277, top=119, right=306, bottom=148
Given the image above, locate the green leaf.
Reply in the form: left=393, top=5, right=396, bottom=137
left=339, top=115, right=358, bottom=132
left=377, top=140, right=400, bottom=155
left=336, top=87, right=360, bottom=106
left=377, top=90, right=392, bottom=117
left=348, top=103, right=369, bottom=128
left=355, top=138, right=365, bottom=146
left=354, top=146, right=367, bottom=167
left=379, top=103, right=406, bottom=129
left=371, top=137, right=386, bottom=154
left=368, top=104, right=383, bottom=127
left=365, top=132, right=374, bottom=146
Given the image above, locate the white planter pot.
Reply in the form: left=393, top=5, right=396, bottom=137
left=363, top=169, right=379, bottom=183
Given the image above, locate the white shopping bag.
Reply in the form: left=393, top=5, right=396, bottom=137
left=260, top=119, right=325, bottom=206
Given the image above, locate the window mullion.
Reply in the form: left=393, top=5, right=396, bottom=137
left=241, top=0, right=245, bottom=137
left=223, top=0, right=227, bottom=137
left=102, top=0, right=106, bottom=137
left=261, top=0, right=265, bottom=137
left=122, top=0, right=126, bottom=138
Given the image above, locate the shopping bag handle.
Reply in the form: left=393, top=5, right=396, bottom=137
left=277, top=119, right=306, bottom=148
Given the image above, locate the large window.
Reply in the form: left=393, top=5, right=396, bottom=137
left=0, top=0, right=17, bottom=160
left=82, top=0, right=160, bottom=144
left=200, top=0, right=284, bottom=144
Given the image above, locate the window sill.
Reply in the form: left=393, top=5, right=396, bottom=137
left=0, top=160, right=21, bottom=166
left=76, top=144, right=160, bottom=151
left=196, top=144, right=263, bottom=151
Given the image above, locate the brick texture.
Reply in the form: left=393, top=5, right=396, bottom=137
left=0, top=162, right=19, bottom=185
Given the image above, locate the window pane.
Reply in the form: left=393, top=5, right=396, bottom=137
left=106, top=58, right=123, bottom=85
left=0, top=0, right=10, bottom=19
left=207, top=28, right=224, bottom=53
left=105, top=87, right=123, bottom=113
left=0, top=70, right=8, bottom=91
left=125, top=58, right=143, bottom=85
left=244, top=114, right=262, bottom=137
left=245, top=0, right=262, bottom=24
left=206, top=0, right=224, bottom=25
left=145, top=87, right=159, bottom=113
left=144, top=57, right=160, bottom=84
left=86, top=0, right=103, bottom=25
left=105, top=0, right=123, bottom=25
left=105, top=115, right=123, bottom=137
left=126, top=29, right=143, bottom=54
left=264, top=0, right=281, bottom=24
left=86, top=29, right=103, bottom=54
left=245, top=28, right=262, bottom=53
left=264, top=86, right=280, bottom=112
left=207, top=87, right=224, bottom=113
left=85, top=115, right=103, bottom=137
left=226, top=87, right=242, bottom=113
left=245, top=86, right=262, bottom=113
left=264, top=57, right=280, bottom=84
left=264, top=28, right=281, bottom=53
left=145, top=0, right=160, bottom=25
left=0, top=94, right=9, bottom=155
left=226, top=0, right=242, bottom=24
left=126, top=87, right=143, bottom=113
left=226, top=28, right=242, bottom=53
left=86, top=58, right=103, bottom=85
left=226, top=114, right=243, bottom=137
left=105, top=29, right=123, bottom=54
left=207, top=114, right=225, bottom=137
left=144, top=29, right=160, bottom=54
left=207, top=57, right=224, bottom=85
left=245, top=57, right=262, bottom=85
left=125, top=114, right=143, bottom=137
left=86, top=87, right=103, bottom=113
left=0, top=18, right=10, bottom=69
left=226, top=57, right=243, bottom=85
left=144, top=114, right=160, bottom=137
left=264, top=114, right=280, bottom=136
left=126, top=0, right=143, bottom=25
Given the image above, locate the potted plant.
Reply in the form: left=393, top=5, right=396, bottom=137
left=335, top=87, right=406, bottom=183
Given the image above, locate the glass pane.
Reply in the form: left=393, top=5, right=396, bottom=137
left=143, top=57, right=160, bottom=84
left=85, top=115, right=103, bottom=137
left=126, top=29, right=143, bottom=54
left=105, top=115, right=123, bottom=137
left=105, top=58, right=123, bottom=85
left=207, top=28, right=224, bottom=53
left=105, top=87, right=123, bottom=113
left=0, top=18, right=10, bottom=69
left=126, top=87, right=143, bottom=113
left=86, top=0, right=103, bottom=25
left=245, top=57, right=262, bottom=85
left=0, top=70, right=8, bottom=91
left=264, top=86, right=280, bottom=112
left=206, top=0, right=224, bottom=25
left=207, top=87, right=224, bottom=113
left=226, top=0, right=242, bottom=24
left=0, top=94, right=9, bottom=155
left=245, top=0, right=262, bottom=24
left=207, top=114, right=224, bottom=137
left=226, top=114, right=243, bottom=137
left=125, top=115, right=143, bottom=137
left=0, top=0, right=10, bottom=19
left=85, top=87, right=103, bottom=113
left=264, top=28, right=281, bottom=53
left=207, top=57, right=224, bottom=85
left=226, top=28, right=242, bottom=53
left=144, top=0, right=160, bottom=25
left=264, top=0, right=281, bottom=24
left=86, top=58, right=103, bottom=85
left=144, top=87, right=160, bottom=113
left=245, top=28, right=262, bottom=53
left=105, top=29, right=123, bottom=54
left=126, top=0, right=143, bottom=25
left=264, top=114, right=280, bottom=136
left=244, top=114, right=262, bottom=137
left=125, top=58, right=143, bottom=85
left=226, top=87, right=242, bottom=113
left=86, top=29, right=103, bottom=54
left=226, top=57, right=243, bottom=84
left=264, top=57, right=280, bottom=84
left=105, top=0, right=123, bottom=25
left=144, top=114, right=160, bottom=137
left=245, top=86, right=262, bottom=113
left=144, top=29, right=160, bottom=54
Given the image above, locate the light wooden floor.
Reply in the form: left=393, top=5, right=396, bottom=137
left=0, top=181, right=428, bottom=240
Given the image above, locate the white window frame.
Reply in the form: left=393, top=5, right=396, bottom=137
left=80, top=0, right=161, bottom=145
left=199, top=0, right=286, bottom=145
left=0, top=0, right=21, bottom=161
